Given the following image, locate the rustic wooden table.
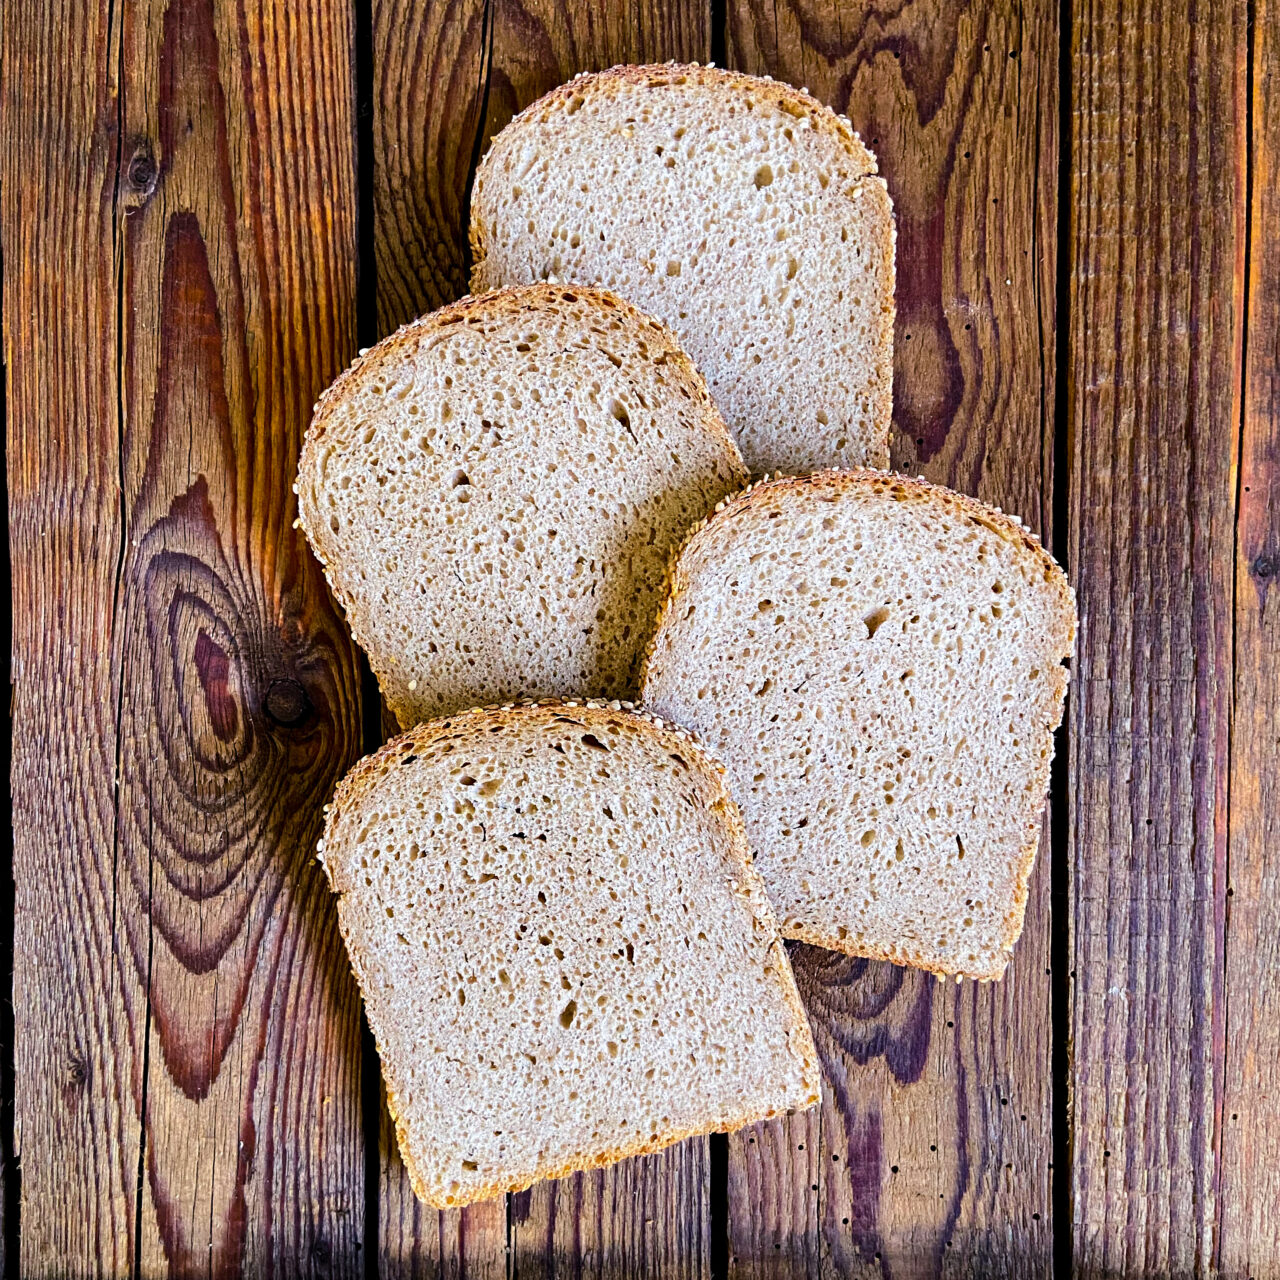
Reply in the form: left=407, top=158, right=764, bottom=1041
left=3, top=0, right=1276, bottom=1274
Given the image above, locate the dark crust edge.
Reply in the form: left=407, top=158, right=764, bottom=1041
left=638, top=468, right=1078, bottom=980
left=294, top=282, right=748, bottom=727
left=316, top=697, right=822, bottom=1208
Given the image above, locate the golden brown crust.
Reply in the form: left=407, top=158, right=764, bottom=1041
left=470, top=61, right=880, bottom=271
left=296, top=283, right=746, bottom=729
left=639, top=469, right=1077, bottom=981
left=640, top=468, right=1076, bottom=691
left=304, top=281, right=733, bottom=453
left=319, top=698, right=821, bottom=1207
left=325, top=697, right=732, bottom=821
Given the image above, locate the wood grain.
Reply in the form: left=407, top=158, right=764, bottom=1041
left=371, top=0, right=489, bottom=329
left=3, top=0, right=367, bottom=1272
left=725, top=1, right=1060, bottom=1273
left=1219, top=0, right=1280, bottom=1270
left=370, top=2, right=711, bottom=1273
left=1067, top=0, right=1246, bottom=1273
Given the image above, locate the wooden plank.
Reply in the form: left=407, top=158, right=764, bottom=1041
left=371, top=0, right=488, bottom=331
left=370, top=1, right=712, bottom=1274
left=724, top=1, right=1060, bottom=1273
left=3, top=0, right=367, bottom=1271
left=1220, top=0, right=1280, bottom=1266
left=370, top=2, right=510, bottom=1270
left=1067, top=0, right=1245, bottom=1272
left=3, top=1, right=135, bottom=1267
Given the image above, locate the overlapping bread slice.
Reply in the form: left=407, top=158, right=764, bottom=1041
left=318, top=700, right=820, bottom=1208
left=470, top=63, right=895, bottom=475
left=641, top=471, right=1076, bottom=979
left=297, top=284, right=747, bottom=726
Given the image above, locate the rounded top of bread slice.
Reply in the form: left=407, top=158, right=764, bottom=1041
left=641, top=470, right=1076, bottom=979
left=470, top=63, right=895, bottom=475
left=477, top=63, right=880, bottom=174
left=319, top=699, right=820, bottom=1208
left=297, top=284, right=748, bottom=725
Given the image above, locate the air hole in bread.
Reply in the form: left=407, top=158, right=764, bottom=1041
left=862, top=607, right=889, bottom=638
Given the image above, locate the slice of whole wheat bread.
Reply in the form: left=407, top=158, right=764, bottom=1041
left=318, top=699, right=821, bottom=1208
left=640, top=471, right=1076, bottom=980
left=297, top=284, right=747, bottom=727
left=470, top=63, right=895, bottom=475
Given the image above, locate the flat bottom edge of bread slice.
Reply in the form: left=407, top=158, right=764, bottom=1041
left=781, top=914, right=1020, bottom=981
left=780, top=792, right=1045, bottom=982
left=380, top=960, right=820, bottom=1210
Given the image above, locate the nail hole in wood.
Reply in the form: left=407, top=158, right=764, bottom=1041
left=265, top=677, right=312, bottom=728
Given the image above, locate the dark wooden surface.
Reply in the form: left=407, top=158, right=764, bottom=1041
left=3, top=0, right=368, bottom=1273
left=1066, top=0, right=1246, bottom=1273
left=3, top=0, right=1278, bottom=1276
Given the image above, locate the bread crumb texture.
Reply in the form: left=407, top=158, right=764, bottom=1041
left=320, top=700, right=820, bottom=1208
left=471, top=63, right=895, bottom=475
left=641, top=471, right=1077, bottom=979
left=297, top=284, right=747, bottom=726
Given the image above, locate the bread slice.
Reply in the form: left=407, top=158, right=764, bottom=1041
left=318, top=699, right=821, bottom=1208
left=640, top=471, right=1076, bottom=980
left=297, top=284, right=747, bottom=726
left=470, top=63, right=895, bottom=476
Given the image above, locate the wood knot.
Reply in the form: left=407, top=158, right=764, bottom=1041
left=309, top=1236, right=331, bottom=1264
left=65, top=1051, right=89, bottom=1095
left=126, top=141, right=157, bottom=198
left=265, top=677, right=312, bottom=728
left=1251, top=552, right=1279, bottom=581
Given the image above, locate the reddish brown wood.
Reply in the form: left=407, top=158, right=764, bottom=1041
left=371, top=0, right=489, bottom=330
left=724, top=1, right=1060, bottom=1273
left=1067, top=0, right=1246, bottom=1272
left=370, top=2, right=712, bottom=1273
left=3, top=0, right=367, bottom=1271
left=5, top=0, right=1279, bottom=1269
left=378, top=1100, right=509, bottom=1280
left=1219, top=0, right=1280, bottom=1269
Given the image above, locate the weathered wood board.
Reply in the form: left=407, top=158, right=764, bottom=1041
left=3, top=0, right=1280, bottom=1273
left=724, top=1, right=1060, bottom=1273
left=4, top=0, right=368, bottom=1271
